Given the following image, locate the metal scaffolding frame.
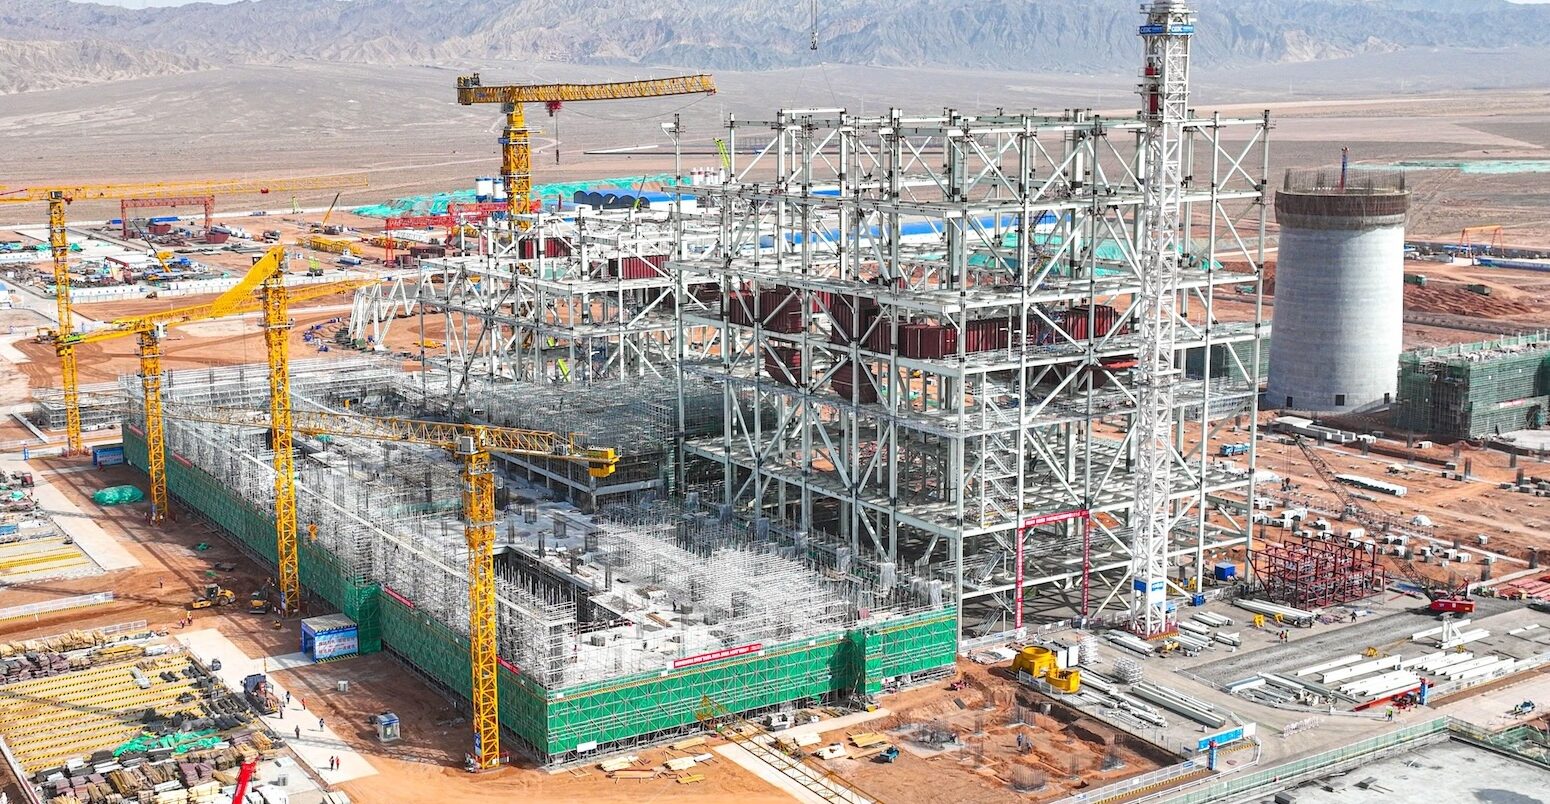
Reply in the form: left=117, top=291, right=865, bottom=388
left=672, top=94, right=1269, bottom=639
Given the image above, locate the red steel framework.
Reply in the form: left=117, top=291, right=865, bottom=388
left=1252, top=534, right=1385, bottom=609
left=120, top=196, right=214, bottom=238
left=383, top=201, right=507, bottom=264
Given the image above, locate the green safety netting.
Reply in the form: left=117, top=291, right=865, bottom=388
left=351, top=174, right=686, bottom=218
left=1389, top=159, right=1550, bottom=175
left=113, top=729, right=217, bottom=757
left=92, top=485, right=145, bottom=505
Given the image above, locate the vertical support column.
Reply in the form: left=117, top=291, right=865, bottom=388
left=261, top=264, right=299, bottom=617
left=50, top=195, right=84, bottom=455
left=138, top=329, right=168, bottom=524
left=1130, top=0, right=1193, bottom=638
left=459, top=437, right=501, bottom=771
left=502, top=103, right=532, bottom=223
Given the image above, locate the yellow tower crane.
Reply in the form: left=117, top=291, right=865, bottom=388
left=454, top=73, right=716, bottom=218
left=60, top=248, right=372, bottom=523
left=162, top=404, right=617, bottom=771
left=0, top=174, right=368, bottom=454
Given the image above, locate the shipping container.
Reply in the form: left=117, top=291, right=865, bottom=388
left=758, top=288, right=804, bottom=333
left=763, top=346, right=803, bottom=386
left=517, top=238, right=573, bottom=260
left=831, top=361, right=878, bottom=403
left=900, top=322, right=956, bottom=359
left=962, top=319, right=1009, bottom=353
left=608, top=254, right=668, bottom=279
left=829, top=295, right=879, bottom=344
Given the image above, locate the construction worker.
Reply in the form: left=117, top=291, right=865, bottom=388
left=294, top=725, right=301, bottom=740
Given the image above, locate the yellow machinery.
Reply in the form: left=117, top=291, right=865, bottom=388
left=298, top=234, right=357, bottom=254
left=0, top=174, right=368, bottom=455
left=1010, top=645, right=1057, bottom=679
left=59, top=246, right=371, bottom=524
left=190, top=583, right=235, bottom=610
left=164, top=405, right=616, bottom=770
left=454, top=73, right=717, bottom=218
left=1047, top=668, right=1082, bottom=694
left=1010, top=645, right=1080, bottom=693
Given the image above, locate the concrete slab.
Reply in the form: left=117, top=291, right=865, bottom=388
left=1285, top=740, right=1550, bottom=803
left=1434, top=670, right=1550, bottom=729
left=1, top=457, right=139, bottom=571
left=177, top=628, right=377, bottom=786
left=769, top=708, right=892, bottom=743
left=712, top=741, right=867, bottom=804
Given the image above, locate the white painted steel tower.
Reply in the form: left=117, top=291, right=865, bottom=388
left=1131, top=0, right=1193, bottom=637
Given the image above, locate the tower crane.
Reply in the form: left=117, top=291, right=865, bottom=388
left=1129, top=1, right=1194, bottom=637
left=0, top=174, right=369, bottom=455
left=454, top=73, right=717, bottom=218
left=158, top=245, right=615, bottom=768
left=63, top=247, right=371, bottom=523
left=161, top=404, right=617, bottom=771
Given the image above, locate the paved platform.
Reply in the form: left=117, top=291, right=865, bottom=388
left=1435, top=669, right=1550, bottom=729
left=1, top=458, right=139, bottom=571
left=177, top=628, right=377, bottom=787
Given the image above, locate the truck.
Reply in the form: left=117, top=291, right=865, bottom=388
left=242, top=673, right=280, bottom=715
left=1218, top=443, right=1249, bottom=457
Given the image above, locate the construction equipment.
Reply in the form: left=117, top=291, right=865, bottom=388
left=1458, top=224, right=1503, bottom=255
left=247, top=590, right=273, bottom=615
left=1291, top=436, right=1407, bottom=537
left=1510, top=700, right=1536, bottom=717
left=455, top=73, right=716, bottom=218
left=1396, top=559, right=1474, bottom=614
left=0, top=174, right=367, bottom=454
left=191, top=583, right=235, bottom=609
left=241, top=673, right=280, bottom=715
left=163, top=404, right=616, bottom=771
left=230, top=759, right=257, bottom=804
left=59, top=246, right=372, bottom=523
left=874, top=745, right=899, bottom=764
left=808, top=0, right=819, bottom=50
left=1129, top=1, right=1194, bottom=638
left=714, top=137, right=733, bottom=173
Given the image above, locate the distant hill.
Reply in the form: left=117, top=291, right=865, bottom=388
left=2, top=0, right=1549, bottom=93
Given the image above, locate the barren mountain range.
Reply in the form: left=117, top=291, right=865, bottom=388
left=3, top=0, right=1550, bottom=95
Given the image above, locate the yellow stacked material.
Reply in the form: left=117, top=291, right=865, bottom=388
left=676, top=774, right=705, bottom=784
left=298, top=234, right=358, bottom=254
left=1010, top=646, right=1057, bottom=679
left=0, top=655, right=205, bottom=772
left=848, top=732, right=889, bottom=748
left=1047, top=668, right=1081, bottom=694
left=2, top=629, right=107, bottom=658
left=94, top=643, right=145, bottom=661
left=0, top=541, right=91, bottom=580
left=668, top=736, right=706, bottom=751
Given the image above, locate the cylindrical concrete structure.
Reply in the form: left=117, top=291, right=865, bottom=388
left=1267, top=169, right=1410, bottom=412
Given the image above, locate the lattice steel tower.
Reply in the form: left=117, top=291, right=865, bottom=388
left=1131, top=0, right=1194, bottom=637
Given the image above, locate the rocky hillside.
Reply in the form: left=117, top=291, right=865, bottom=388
left=2, top=0, right=1548, bottom=93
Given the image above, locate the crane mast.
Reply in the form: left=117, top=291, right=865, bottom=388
left=261, top=267, right=300, bottom=617
left=1130, top=0, right=1194, bottom=638
left=455, top=73, right=716, bottom=219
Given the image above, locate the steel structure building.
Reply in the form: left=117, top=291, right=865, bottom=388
left=1267, top=167, right=1410, bottom=412
left=672, top=72, right=1270, bottom=635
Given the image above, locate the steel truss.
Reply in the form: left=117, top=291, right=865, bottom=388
left=674, top=93, right=1270, bottom=640
left=378, top=212, right=723, bottom=385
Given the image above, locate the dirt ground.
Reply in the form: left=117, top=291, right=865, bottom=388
left=1252, top=419, right=1550, bottom=587
left=822, top=663, right=1170, bottom=803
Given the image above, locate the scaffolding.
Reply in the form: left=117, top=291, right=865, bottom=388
left=119, top=358, right=954, bottom=764
left=671, top=103, right=1270, bottom=638
left=1252, top=534, right=1384, bottom=609
left=1395, top=331, right=1550, bottom=438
